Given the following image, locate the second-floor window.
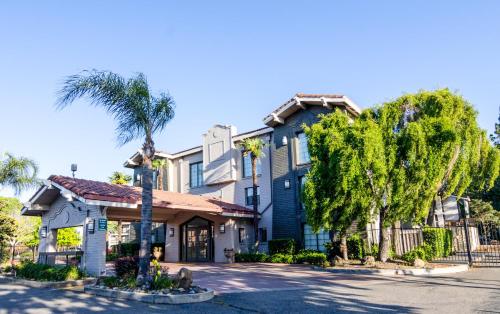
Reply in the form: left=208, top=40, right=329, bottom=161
left=296, top=132, right=310, bottom=164
left=189, top=162, right=203, bottom=188
left=242, top=153, right=262, bottom=178
left=245, top=186, right=260, bottom=206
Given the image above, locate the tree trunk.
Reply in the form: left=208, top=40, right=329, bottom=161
left=9, top=243, right=15, bottom=266
left=378, top=206, right=391, bottom=262
left=427, top=194, right=442, bottom=226
left=251, top=155, right=259, bottom=251
left=138, top=141, right=154, bottom=282
left=117, top=220, right=122, bottom=255
left=157, top=167, right=163, bottom=191
left=340, top=234, right=348, bottom=260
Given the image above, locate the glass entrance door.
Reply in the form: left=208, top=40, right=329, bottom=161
left=181, top=217, right=213, bottom=262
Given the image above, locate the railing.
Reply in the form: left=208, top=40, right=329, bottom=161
left=362, top=220, right=500, bottom=267
left=38, top=251, right=84, bottom=266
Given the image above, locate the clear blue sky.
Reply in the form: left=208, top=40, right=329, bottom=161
left=1, top=1, right=499, bottom=200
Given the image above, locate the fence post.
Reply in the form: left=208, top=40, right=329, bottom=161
left=463, top=219, right=473, bottom=266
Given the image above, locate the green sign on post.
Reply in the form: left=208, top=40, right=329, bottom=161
left=98, top=218, right=107, bottom=231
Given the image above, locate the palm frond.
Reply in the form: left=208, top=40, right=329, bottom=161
left=0, top=153, right=40, bottom=194
left=239, top=138, right=267, bottom=158
left=56, top=70, right=175, bottom=147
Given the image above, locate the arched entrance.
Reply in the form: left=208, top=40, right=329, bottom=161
left=180, top=216, right=214, bottom=262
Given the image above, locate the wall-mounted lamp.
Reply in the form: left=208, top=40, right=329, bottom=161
left=282, top=136, right=288, bottom=146
left=87, top=219, right=95, bottom=234
left=284, top=179, right=291, bottom=189
left=40, top=226, right=47, bottom=238
left=169, top=228, right=175, bottom=237
left=219, top=223, right=226, bottom=234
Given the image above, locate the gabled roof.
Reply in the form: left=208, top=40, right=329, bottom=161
left=22, top=175, right=254, bottom=217
left=263, top=93, right=362, bottom=127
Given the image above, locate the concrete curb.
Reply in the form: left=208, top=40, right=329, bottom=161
left=0, top=275, right=96, bottom=289
left=312, top=264, right=469, bottom=276
left=84, top=286, right=215, bottom=304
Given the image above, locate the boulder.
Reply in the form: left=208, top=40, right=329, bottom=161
left=176, top=268, right=193, bottom=290
left=333, top=255, right=345, bottom=266
left=362, top=256, right=376, bottom=267
left=413, top=258, right=425, bottom=268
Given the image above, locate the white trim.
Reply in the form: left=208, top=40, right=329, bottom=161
left=294, top=97, right=305, bottom=109
left=232, top=127, right=273, bottom=142
left=221, top=212, right=255, bottom=218
left=263, top=95, right=362, bottom=126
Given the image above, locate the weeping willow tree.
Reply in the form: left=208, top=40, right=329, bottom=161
left=303, top=89, right=499, bottom=262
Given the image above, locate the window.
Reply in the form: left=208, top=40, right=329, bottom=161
left=239, top=228, right=245, bottom=243
left=303, top=224, right=330, bottom=252
left=189, top=162, right=203, bottom=188
left=242, top=153, right=262, bottom=178
left=245, top=186, right=260, bottom=206
left=296, top=132, right=310, bottom=164
left=259, top=228, right=268, bottom=242
left=299, top=176, right=307, bottom=210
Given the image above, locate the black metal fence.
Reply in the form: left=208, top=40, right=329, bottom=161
left=362, top=220, right=500, bottom=267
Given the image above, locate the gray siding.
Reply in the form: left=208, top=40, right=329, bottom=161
left=271, top=106, right=332, bottom=241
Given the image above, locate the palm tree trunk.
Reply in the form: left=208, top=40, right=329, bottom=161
left=117, top=220, right=122, bottom=255
left=378, top=206, right=390, bottom=262
left=138, top=141, right=154, bottom=281
left=158, top=167, right=163, bottom=191
left=251, top=155, right=259, bottom=250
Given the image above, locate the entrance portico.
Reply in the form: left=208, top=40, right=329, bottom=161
left=22, top=175, right=255, bottom=276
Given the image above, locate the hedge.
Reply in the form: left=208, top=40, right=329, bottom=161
left=295, top=251, right=328, bottom=266
left=422, top=227, right=453, bottom=259
left=15, top=261, right=85, bottom=281
left=270, top=253, right=294, bottom=264
left=325, top=234, right=365, bottom=260
left=268, top=239, right=296, bottom=255
left=235, top=253, right=270, bottom=263
left=114, top=256, right=139, bottom=278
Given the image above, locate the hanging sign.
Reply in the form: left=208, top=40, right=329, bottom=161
left=98, top=218, right=107, bottom=231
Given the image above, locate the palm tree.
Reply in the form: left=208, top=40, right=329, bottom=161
left=109, top=171, right=132, bottom=185
left=152, top=159, right=166, bottom=190
left=56, top=70, right=175, bottom=281
left=0, top=153, right=39, bottom=194
left=239, top=138, right=266, bottom=249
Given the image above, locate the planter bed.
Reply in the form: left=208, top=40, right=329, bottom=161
left=0, top=274, right=96, bottom=289
left=312, top=262, right=469, bottom=276
left=84, top=285, right=214, bottom=304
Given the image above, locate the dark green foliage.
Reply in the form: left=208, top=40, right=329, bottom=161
left=270, top=253, right=294, bottom=264
left=303, top=89, right=500, bottom=262
left=401, top=245, right=432, bottom=263
left=234, top=253, right=270, bottom=263
left=114, top=256, right=139, bottom=278
left=0, top=215, right=16, bottom=244
left=324, top=234, right=365, bottom=260
left=16, top=261, right=84, bottom=281
left=268, top=238, right=296, bottom=255
left=106, top=253, right=119, bottom=261
left=113, top=243, right=140, bottom=256
left=101, top=276, right=121, bottom=288
left=422, top=227, right=453, bottom=258
left=295, top=251, right=328, bottom=266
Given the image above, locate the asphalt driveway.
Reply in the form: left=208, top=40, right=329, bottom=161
left=0, top=266, right=499, bottom=313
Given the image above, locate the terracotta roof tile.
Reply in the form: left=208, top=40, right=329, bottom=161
left=48, top=175, right=253, bottom=215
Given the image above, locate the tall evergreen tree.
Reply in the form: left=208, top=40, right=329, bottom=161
left=304, top=89, right=499, bottom=262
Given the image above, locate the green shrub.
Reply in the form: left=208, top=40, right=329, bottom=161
left=101, top=276, right=121, bottom=288
left=151, top=275, right=172, bottom=290
left=270, top=253, right=294, bottom=264
left=114, top=256, right=139, bottom=278
left=15, top=261, right=84, bottom=281
left=295, top=251, right=327, bottom=266
left=365, top=243, right=379, bottom=257
left=347, top=234, right=364, bottom=259
left=106, top=253, right=119, bottom=262
left=269, top=239, right=296, bottom=255
left=401, top=244, right=433, bottom=263
left=324, top=234, right=366, bottom=260
left=423, top=227, right=453, bottom=259
left=235, top=253, right=270, bottom=263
